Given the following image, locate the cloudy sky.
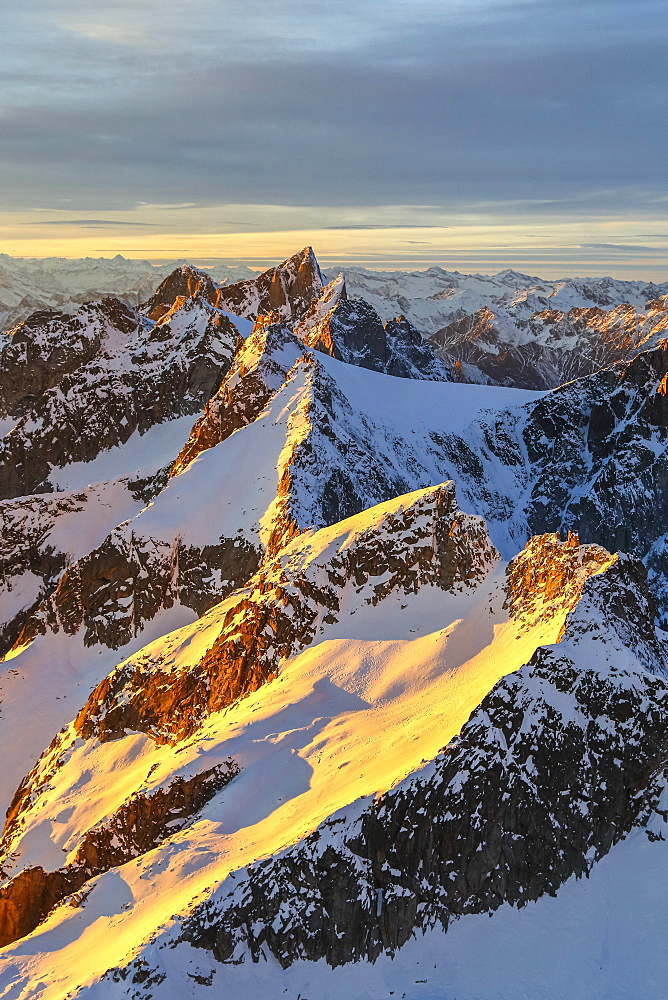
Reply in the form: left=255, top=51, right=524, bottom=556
left=1, top=0, right=667, bottom=275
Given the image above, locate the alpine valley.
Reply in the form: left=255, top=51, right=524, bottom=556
left=1, top=247, right=668, bottom=999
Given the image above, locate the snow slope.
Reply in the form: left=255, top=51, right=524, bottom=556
left=107, top=820, right=668, bottom=1000
left=0, top=364, right=539, bottom=822
left=0, top=499, right=619, bottom=998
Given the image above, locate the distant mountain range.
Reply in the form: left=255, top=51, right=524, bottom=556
left=0, top=253, right=257, bottom=332
left=2, top=250, right=666, bottom=390
left=1, top=247, right=668, bottom=999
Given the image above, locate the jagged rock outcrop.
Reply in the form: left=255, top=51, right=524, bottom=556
left=0, top=762, right=238, bottom=947
left=171, top=317, right=304, bottom=476
left=0, top=295, right=239, bottom=500
left=215, top=247, right=325, bottom=323
left=71, top=483, right=496, bottom=743
left=143, top=265, right=219, bottom=322
left=183, top=554, right=668, bottom=968
left=294, top=278, right=451, bottom=381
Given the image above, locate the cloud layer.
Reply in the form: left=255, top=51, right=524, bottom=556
left=2, top=0, right=667, bottom=271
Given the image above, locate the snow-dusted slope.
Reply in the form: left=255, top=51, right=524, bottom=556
left=0, top=479, right=145, bottom=657
left=0, top=295, right=238, bottom=499
left=0, top=495, right=629, bottom=994
left=2, top=246, right=668, bottom=999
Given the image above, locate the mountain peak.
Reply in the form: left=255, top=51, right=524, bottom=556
left=215, top=246, right=325, bottom=323
left=142, top=264, right=218, bottom=321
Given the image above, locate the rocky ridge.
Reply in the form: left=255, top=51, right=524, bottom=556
left=180, top=553, right=668, bottom=970
left=294, top=275, right=452, bottom=381
left=0, top=511, right=617, bottom=960
left=214, top=246, right=325, bottom=323
left=67, top=482, right=495, bottom=745
left=430, top=295, right=668, bottom=389
left=0, top=295, right=238, bottom=500
left=5, top=252, right=668, bottom=392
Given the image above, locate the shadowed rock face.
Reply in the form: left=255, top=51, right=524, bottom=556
left=182, top=557, right=668, bottom=970
left=0, top=493, right=82, bottom=656
left=297, top=295, right=390, bottom=370
left=517, top=343, right=668, bottom=614
left=293, top=279, right=452, bottom=382
left=13, top=528, right=262, bottom=653
left=383, top=315, right=453, bottom=380
left=0, top=762, right=238, bottom=948
left=0, top=300, right=131, bottom=418
left=0, top=296, right=239, bottom=501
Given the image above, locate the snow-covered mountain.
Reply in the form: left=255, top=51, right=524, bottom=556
left=1, top=247, right=668, bottom=998
left=4, top=252, right=668, bottom=390
left=0, top=254, right=255, bottom=333
left=329, top=265, right=668, bottom=388
left=331, top=264, right=668, bottom=333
